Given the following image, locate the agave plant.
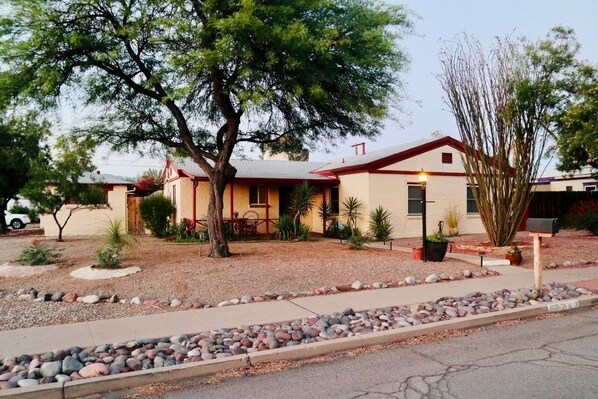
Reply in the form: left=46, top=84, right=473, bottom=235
left=274, top=214, right=294, bottom=241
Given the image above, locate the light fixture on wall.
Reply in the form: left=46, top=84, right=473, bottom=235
left=419, top=169, right=428, bottom=262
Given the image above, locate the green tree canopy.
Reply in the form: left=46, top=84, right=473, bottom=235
left=552, top=64, right=598, bottom=173
left=0, top=0, right=412, bottom=257
left=22, top=135, right=104, bottom=241
left=0, top=113, right=50, bottom=234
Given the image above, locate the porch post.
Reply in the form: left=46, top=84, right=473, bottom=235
left=322, top=186, right=327, bottom=233
left=192, top=179, right=199, bottom=228
left=265, top=185, right=270, bottom=235
left=230, top=181, right=234, bottom=219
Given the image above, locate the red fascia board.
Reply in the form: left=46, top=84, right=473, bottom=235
left=369, top=170, right=468, bottom=177
left=187, top=176, right=338, bottom=185
left=318, top=136, right=465, bottom=174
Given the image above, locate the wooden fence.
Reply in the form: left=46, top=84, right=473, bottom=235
left=528, top=191, right=597, bottom=226
left=127, top=196, right=145, bottom=234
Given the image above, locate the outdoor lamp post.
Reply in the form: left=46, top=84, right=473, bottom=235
left=419, top=169, right=428, bottom=262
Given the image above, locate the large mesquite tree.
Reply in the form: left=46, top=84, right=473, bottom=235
left=0, top=0, right=411, bottom=257
left=438, top=29, right=581, bottom=246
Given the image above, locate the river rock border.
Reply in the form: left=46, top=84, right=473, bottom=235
left=0, top=282, right=590, bottom=391
left=4, top=269, right=497, bottom=309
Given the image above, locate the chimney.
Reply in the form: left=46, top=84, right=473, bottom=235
left=351, top=142, right=366, bottom=155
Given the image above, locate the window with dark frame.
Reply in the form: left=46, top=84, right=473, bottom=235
left=330, top=186, right=339, bottom=214
left=249, top=185, right=267, bottom=205
left=466, top=185, right=479, bottom=214
left=407, top=184, right=423, bottom=214
left=441, top=152, right=453, bottom=164
left=566, top=186, right=573, bottom=192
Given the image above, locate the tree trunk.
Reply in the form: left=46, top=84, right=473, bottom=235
left=206, top=166, right=235, bottom=258
left=0, top=203, right=8, bottom=235
left=53, top=212, right=64, bottom=242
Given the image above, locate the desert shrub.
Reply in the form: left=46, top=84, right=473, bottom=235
left=102, top=218, right=137, bottom=250
left=444, top=203, right=462, bottom=235
left=567, top=200, right=598, bottom=235
left=368, top=206, right=393, bottom=241
left=17, top=239, right=61, bottom=265
left=95, top=244, right=121, bottom=269
left=297, top=224, right=311, bottom=241
left=274, top=214, right=294, bottom=241
left=347, top=234, right=370, bottom=250
left=325, top=219, right=354, bottom=239
left=140, top=195, right=175, bottom=238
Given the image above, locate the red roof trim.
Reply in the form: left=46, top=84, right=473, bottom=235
left=318, top=136, right=465, bottom=174
left=370, top=170, right=468, bottom=177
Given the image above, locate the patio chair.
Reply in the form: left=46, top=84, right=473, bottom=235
left=242, top=210, right=259, bottom=235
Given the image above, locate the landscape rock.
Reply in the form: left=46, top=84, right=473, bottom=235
left=425, top=274, right=439, bottom=283
left=78, top=363, right=110, bottom=378
left=81, top=295, right=100, bottom=304
left=40, top=361, right=62, bottom=377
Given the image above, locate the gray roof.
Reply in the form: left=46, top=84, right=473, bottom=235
left=172, top=158, right=336, bottom=182
left=314, top=137, right=441, bottom=172
left=79, top=172, right=131, bottom=185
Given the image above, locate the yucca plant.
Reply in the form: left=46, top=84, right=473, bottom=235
left=368, top=206, right=393, bottom=241
left=274, top=214, right=294, bottom=241
left=102, top=218, right=137, bottom=251
left=317, top=201, right=333, bottom=222
left=342, top=196, right=362, bottom=236
left=290, top=181, right=317, bottom=236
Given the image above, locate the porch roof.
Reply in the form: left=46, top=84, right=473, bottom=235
left=172, top=158, right=338, bottom=184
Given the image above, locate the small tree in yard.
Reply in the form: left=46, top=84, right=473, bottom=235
left=22, top=135, right=104, bottom=242
left=438, top=28, right=583, bottom=246
left=0, top=0, right=412, bottom=258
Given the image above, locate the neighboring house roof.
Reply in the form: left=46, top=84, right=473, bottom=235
left=314, top=136, right=464, bottom=174
left=535, top=167, right=597, bottom=183
left=79, top=172, right=131, bottom=185
left=170, top=158, right=338, bottom=183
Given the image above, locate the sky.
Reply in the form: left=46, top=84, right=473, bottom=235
left=90, top=0, right=598, bottom=178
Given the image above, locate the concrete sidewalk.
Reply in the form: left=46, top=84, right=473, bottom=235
left=1, top=266, right=598, bottom=359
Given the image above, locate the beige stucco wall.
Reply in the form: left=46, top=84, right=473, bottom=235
left=548, top=178, right=597, bottom=192
left=337, top=173, right=370, bottom=233
left=379, top=145, right=464, bottom=174
left=41, top=185, right=128, bottom=237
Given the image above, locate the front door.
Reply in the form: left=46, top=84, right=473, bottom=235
left=279, top=186, right=293, bottom=216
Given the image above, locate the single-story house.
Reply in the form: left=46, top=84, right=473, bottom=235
left=163, top=136, right=486, bottom=238
left=533, top=168, right=597, bottom=192
left=40, top=172, right=133, bottom=237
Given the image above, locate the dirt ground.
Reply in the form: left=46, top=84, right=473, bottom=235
left=0, top=234, right=482, bottom=305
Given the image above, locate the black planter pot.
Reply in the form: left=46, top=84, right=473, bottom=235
left=425, top=241, right=448, bottom=262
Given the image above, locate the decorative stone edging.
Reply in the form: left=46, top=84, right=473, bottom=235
left=4, top=268, right=497, bottom=309
left=0, top=282, right=590, bottom=391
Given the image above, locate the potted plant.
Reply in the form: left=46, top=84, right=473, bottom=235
left=425, top=231, right=449, bottom=262
left=505, top=244, right=523, bottom=265
left=412, top=246, right=423, bottom=260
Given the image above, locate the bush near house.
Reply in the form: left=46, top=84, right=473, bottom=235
left=140, top=195, right=175, bottom=238
left=567, top=199, right=598, bottom=235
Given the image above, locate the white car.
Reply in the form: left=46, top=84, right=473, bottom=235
left=4, top=211, right=31, bottom=229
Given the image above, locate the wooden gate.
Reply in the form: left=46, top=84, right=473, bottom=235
left=127, top=196, right=145, bottom=234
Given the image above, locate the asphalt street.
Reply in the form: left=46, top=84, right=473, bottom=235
left=109, top=307, right=598, bottom=399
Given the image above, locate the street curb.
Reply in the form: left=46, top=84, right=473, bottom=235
left=2, top=295, right=597, bottom=399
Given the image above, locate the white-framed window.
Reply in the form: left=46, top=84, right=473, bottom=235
left=172, top=184, right=177, bottom=207
left=407, top=184, right=423, bottom=214
left=466, top=185, right=479, bottom=214
left=585, top=185, right=596, bottom=192
left=249, top=185, right=267, bottom=205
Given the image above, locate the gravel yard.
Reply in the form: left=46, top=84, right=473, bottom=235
left=0, top=229, right=595, bottom=331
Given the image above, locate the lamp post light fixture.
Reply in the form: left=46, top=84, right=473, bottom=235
left=419, top=169, right=428, bottom=262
